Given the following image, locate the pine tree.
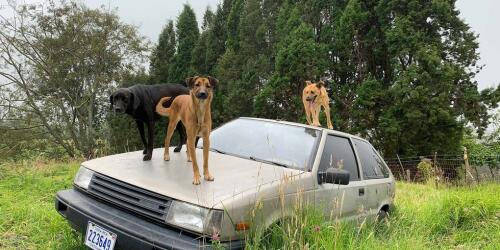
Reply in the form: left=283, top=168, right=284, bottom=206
left=205, top=5, right=228, bottom=75
left=150, top=20, right=176, bottom=83
left=171, top=4, right=199, bottom=83
left=192, top=7, right=214, bottom=75
left=255, top=8, right=326, bottom=121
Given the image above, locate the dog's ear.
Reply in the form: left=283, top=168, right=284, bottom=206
left=186, top=76, right=199, bottom=88
left=208, top=76, right=218, bottom=89
left=316, top=80, right=325, bottom=89
left=109, top=94, right=114, bottom=110
left=129, top=91, right=140, bottom=111
left=305, top=80, right=313, bottom=86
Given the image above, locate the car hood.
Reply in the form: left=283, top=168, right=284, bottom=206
left=82, top=148, right=308, bottom=208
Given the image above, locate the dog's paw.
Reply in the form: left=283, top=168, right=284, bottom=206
left=173, top=146, right=182, bottom=153
left=143, top=154, right=152, bottom=161
left=328, top=125, right=333, bottom=129
left=143, top=149, right=147, bottom=154
left=164, top=154, right=170, bottom=161
left=204, top=174, right=214, bottom=181
left=192, top=175, right=201, bottom=185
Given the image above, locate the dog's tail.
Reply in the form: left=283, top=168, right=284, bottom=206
left=156, top=97, right=173, bottom=117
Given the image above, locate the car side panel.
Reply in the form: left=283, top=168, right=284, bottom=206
left=314, top=181, right=367, bottom=220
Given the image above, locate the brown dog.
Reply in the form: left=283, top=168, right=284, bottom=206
left=156, top=76, right=217, bottom=185
left=302, top=80, right=333, bottom=129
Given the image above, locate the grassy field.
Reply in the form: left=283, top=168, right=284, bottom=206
left=0, top=160, right=498, bottom=249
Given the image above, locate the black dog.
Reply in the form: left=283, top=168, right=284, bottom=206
left=110, top=84, right=189, bottom=161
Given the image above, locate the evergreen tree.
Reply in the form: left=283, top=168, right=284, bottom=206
left=226, top=0, right=244, bottom=51
left=255, top=8, right=326, bottom=121
left=150, top=0, right=495, bottom=157
left=171, top=4, right=199, bottom=83
left=150, top=20, right=176, bottom=83
left=192, top=7, right=214, bottom=75
left=224, top=0, right=268, bottom=118
left=205, top=5, right=228, bottom=74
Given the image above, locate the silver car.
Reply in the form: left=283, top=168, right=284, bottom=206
left=55, top=117, right=395, bottom=250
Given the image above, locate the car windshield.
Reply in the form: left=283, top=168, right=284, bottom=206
left=206, top=118, right=321, bottom=171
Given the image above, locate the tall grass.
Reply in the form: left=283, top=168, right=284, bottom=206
left=0, top=160, right=85, bottom=249
left=245, top=182, right=500, bottom=249
left=0, top=160, right=498, bottom=249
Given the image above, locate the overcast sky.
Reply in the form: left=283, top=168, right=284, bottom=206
left=1, top=0, right=499, bottom=90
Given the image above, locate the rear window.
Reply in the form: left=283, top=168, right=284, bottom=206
left=353, top=139, right=389, bottom=179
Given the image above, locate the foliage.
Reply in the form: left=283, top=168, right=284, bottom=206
left=245, top=182, right=500, bottom=249
left=417, top=160, right=434, bottom=181
left=1, top=0, right=498, bottom=160
left=0, top=161, right=84, bottom=249
left=150, top=20, right=176, bottom=83
left=0, top=1, right=148, bottom=159
left=462, top=127, right=500, bottom=167
left=2, top=161, right=498, bottom=249
left=204, top=0, right=493, bottom=157
left=169, top=4, right=199, bottom=83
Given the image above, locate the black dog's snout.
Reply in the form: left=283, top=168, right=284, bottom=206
left=114, top=107, right=122, bottom=112
left=197, top=92, right=208, bottom=99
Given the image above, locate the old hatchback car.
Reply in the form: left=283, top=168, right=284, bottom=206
left=55, top=117, right=395, bottom=250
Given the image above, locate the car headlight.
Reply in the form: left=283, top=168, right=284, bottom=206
left=74, top=167, right=94, bottom=190
left=165, top=201, right=223, bottom=234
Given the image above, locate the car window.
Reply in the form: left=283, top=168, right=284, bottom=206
left=207, top=119, right=321, bottom=171
left=353, top=139, right=389, bottom=179
left=319, top=135, right=359, bottom=181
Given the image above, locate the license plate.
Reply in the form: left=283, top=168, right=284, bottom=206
left=85, top=221, right=117, bottom=250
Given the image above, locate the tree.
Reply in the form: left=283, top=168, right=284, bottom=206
left=150, top=20, right=176, bottom=83
left=0, top=1, right=148, bottom=158
left=192, top=7, right=214, bottom=75
left=254, top=8, right=326, bottom=121
left=170, top=4, right=199, bottom=83
left=205, top=5, right=228, bottom=75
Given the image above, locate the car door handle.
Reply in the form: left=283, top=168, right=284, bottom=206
left=359, top=188, right=365, bottom=196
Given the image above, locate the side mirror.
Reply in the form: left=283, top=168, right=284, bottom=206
left=318, top=168, right=350, bottom=185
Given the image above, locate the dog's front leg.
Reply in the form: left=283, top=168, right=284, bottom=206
left=202, top=132, right=214, bottom=182
left=187, top=135, right=201, bottom=185
left=303, top=101, right=312, bottom=125
left=312, top=106, right=321, bottom=127
left=143, top=120, right=154, bottom=161
left=324, top=103, right=333, bottom=129
left=136, top=120, right=147, bottom=154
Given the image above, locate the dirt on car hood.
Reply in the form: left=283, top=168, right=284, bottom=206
left=82, top=148, right=308, bottom=208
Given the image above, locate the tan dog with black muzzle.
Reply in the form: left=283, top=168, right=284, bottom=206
left=302, top=80, right=333, bottom=129
left=156, top=76, right=217, bottom=185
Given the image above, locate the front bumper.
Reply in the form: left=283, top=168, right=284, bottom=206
left=55, top=189, right=243, bottom=250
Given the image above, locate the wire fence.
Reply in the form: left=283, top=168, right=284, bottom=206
left=385, top=152, right=499, bottom=185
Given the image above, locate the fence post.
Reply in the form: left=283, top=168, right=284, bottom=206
left=406, top=169, right=411, bottom=182
left=397, top=154, right=405, bottom=180
left=433, top=152, right=439, bottom=188
left=464, top=147, right=475, bottom=184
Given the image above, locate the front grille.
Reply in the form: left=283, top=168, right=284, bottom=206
left=87, top=173, right=172, bottom=223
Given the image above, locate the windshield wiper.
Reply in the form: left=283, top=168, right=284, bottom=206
left=210, top=148, right=227, bottom=154
left=249, top=156, right=289, bottom=168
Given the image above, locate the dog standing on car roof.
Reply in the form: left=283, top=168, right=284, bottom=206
left=302, top=80, right=333, bottom=129
left=156, top=76, right=217, bottom=185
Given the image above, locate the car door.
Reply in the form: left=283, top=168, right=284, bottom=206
left=352, top=139, right=392, bottom=215
left=314, top=134, right=367, bottom=220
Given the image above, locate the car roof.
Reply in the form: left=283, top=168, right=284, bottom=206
left=238, top=117, right=370, bottom=143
